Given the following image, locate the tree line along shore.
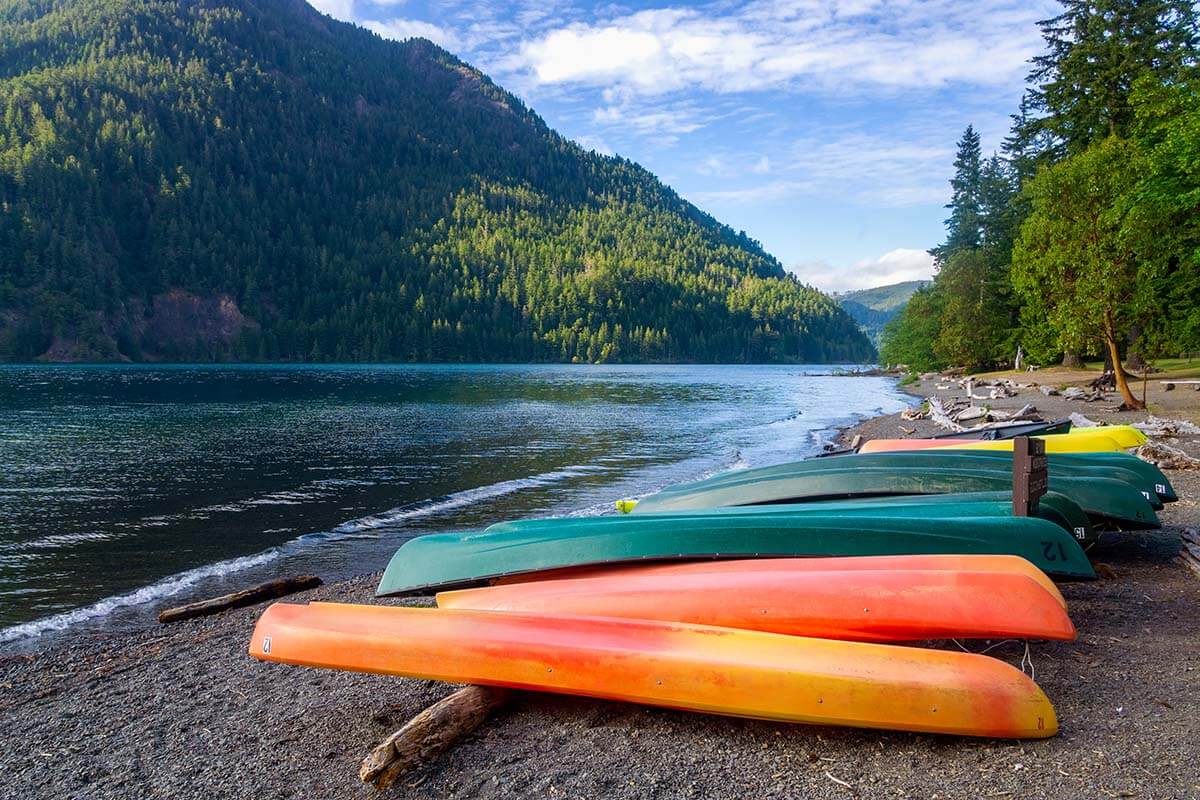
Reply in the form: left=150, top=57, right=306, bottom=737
left=881, top=1, right=1199, bottom=413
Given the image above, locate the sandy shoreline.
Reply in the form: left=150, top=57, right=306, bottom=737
left=3, top=376, right=1199, bottom=799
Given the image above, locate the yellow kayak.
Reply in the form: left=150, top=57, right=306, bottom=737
left=861, top=428, right=1136, bottom=454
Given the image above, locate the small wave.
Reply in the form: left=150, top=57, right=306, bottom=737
left=0, top=531, right=113, bottom=552
left=333, top=465, right=607, bottom=534
left=0, top=549, right=282, bottom=644
left=0, top=465, right=607, bottom=645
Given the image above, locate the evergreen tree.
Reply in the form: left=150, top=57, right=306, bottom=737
left=1011, top=0, right=1198, bottom=163
left=932, top=126, right=983, bottom=263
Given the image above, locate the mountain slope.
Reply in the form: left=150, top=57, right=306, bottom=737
left=835, top=280, right=929, bottom=345
left=0, top=0, right=873, bottom=363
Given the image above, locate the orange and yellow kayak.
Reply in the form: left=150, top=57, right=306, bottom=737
left=859, top=433, right=1124, bottom=454
left=437, top=558, right=1075, bottom=642
left=250, top=602, right=1057, bottom=738
left=490, top=553, right=1067, bottom=610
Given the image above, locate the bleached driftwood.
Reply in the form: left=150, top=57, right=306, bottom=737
left=361, top=686, right=512, bottom=790
left=1136, top=441, right=1200, bottom=470
left=158, top=576, right=322, bottom=623
left=1068, top=412, right=1100, bottom=428
left=927, top=396, right=964, bottom=432
left=1135, top=416, right=1200, bottom=437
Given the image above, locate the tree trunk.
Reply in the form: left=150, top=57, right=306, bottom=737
left=1104, top=316, right=1144, bottom=410
left=1061, top=351, right=1083, bottom=369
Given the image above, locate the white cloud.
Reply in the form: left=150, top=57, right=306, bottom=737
left=752, top=155, right=770, bottom=174
left=791, top=248, right=935, bottom=292
left=363, top=17, right=459, bottom=49
left=308, top=0, right=355, bottom=20
left=689, top=179, right=813, bottom=204
left=514, top=1, right=1054, bottom=95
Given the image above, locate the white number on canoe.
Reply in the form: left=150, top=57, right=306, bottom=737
left=262, top=636, right=272, bottom=654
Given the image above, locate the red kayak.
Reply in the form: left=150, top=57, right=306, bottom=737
left=438, top=557, right=1075, bottom=642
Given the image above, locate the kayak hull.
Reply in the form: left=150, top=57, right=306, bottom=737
left=249, top=602, right=1058, bottom=738
left=376, top=512, right=1095, bottom=595
left=489, top=552, right=1068, bottom=609
left=437, top=559, right=1076, bottom=642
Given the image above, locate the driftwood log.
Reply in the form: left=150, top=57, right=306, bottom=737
left=361, top=685, right=512, bottom=790
left=157, top=575, right=322, bottom=623
left=927, top=396, right=964, bottom=432
left=1180, top=530, right=1200, bottom=580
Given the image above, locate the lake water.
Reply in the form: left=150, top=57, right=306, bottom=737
left=0, top=364, right=910, bottom=648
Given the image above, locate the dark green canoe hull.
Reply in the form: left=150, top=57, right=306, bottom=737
left=717, top=451, right=1170, bottom=505
left=633, top=466, right=1159, bottom=529
left=857, top=450, right=1177, bottom=503
left=794, top=491, right=1094, bottom=544
left=375, top=512, right=1096, bottom=595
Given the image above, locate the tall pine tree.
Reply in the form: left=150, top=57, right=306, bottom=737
left=932, top=126, right=983, bottom=263
left=1010, top=0, right=1198, bottom=163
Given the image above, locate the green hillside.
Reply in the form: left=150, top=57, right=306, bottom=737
left=0, top=0, right=873, bottom=364
left=835, top=281, right=929, bottom=344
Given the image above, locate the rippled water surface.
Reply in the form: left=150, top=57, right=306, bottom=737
left=0, top=364, right=909, bottom=646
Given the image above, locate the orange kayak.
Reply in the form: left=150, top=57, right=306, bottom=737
left=250, top=602, right=1057, bottom=738
left=438, top=559, right=1075, bottom=642
left=859, top=434, right=1123, bottom=454
left=491, top=553, right=1067, bottom=610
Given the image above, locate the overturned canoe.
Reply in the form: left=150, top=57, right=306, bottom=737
left=631, top=457, right=1161, bottom=528
left=614, top=491, right=1095, bottom=543
left=376, top=512, right=1095, bottom=595
left=438, top=558, right=1076, bottom=642
left=816, top=450, right=1173, bottom=505
left=250, top=602, right=1058, bottom=738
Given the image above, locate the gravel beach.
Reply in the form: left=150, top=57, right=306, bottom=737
left=3, top=374, right=1199, bottom=800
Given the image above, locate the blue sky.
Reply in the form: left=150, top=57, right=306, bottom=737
left=308, top=0, right=1058, bottom=291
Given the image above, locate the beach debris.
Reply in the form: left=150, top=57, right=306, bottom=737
left=988, top=404, right=1040, bottom=422
left=927, top=396, right=964, bottom=431
left=1180, top=530, right=1200, bottom=582
left=360, top=685, right=511, bottom=790
left=157, top=575, right=322, bottom=624
left=1061, top=387, right=1086, bottom=400
left=1136, top=441, right=1200, bottom=470
left=1135, top=416, right=1200, bottom=437
left=900, top=405, right=928, bottom=422
left=957, top=406, right=988, bottom=422
left=1068, top=412, right=1100, bottom=428
left=1040, top=386, right=1060, bottom=396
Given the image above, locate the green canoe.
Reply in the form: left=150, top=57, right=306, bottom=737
left=632, top=464, right=1159, bottom=529
left=376, top=511, right=1096, bottom=595
left=834, top=450, right=1176, bottom=503
left=796, top=491, right=1095, bottom=544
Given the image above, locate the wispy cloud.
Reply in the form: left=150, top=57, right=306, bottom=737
left=792, top=248, right=935, bottom=292
left=363, top=17, right=459, bottom=49
left=514, top=1, right=1051, bottom=95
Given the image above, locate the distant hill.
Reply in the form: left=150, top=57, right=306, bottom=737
left=0, top=0, right=873, bottom=364
left=835, top=281, right=930, bottom=345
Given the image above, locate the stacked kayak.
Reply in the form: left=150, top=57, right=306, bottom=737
left=374, top=506, right=1094, bottom=595
left=628, top=450, right=1169, bottom=528
left=248, top=423, right=1178, bottom=740
left=250, top=600, right=1058, bottom=738
left=860, top=424, right=1146, bottom=454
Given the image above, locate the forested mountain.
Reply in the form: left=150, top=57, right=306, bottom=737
left=835, top=281, right=928, bottom=344
left=0, top=0, right=873, bottom=363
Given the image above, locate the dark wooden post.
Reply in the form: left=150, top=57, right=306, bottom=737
left=1012, top=436, right=1048, bottom=517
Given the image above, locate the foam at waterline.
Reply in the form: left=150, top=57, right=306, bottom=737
left=332, top=465, right=610, bottom=533
left=0, top=549, right=282, bottom=643
left=0, top=465, right=608, bottom=643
